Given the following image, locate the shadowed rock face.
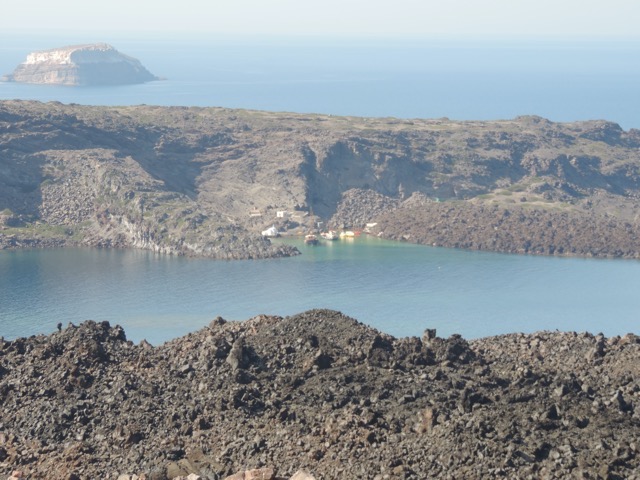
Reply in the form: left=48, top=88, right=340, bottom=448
left=1, top=43, right=158, bottom=86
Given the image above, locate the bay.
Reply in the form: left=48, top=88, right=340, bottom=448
left=1, top=237, right=639, bottom=345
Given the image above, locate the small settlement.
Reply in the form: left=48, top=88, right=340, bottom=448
left=254, top=206, right=365, bottom=245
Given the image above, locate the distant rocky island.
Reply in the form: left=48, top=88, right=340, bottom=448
left=1, top=43, right=158, bottom=86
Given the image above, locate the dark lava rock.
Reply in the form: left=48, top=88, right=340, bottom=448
left=0, top=310, right=639, bottom=479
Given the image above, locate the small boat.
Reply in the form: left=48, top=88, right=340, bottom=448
left=304, top=234, right=319, bottom=245
left=320, top=230, right=338, bottom=241
left=339, top=230, right=355, bottom=239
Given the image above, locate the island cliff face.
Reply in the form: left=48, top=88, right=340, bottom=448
left=2, top=101, right=640, bottom=259
left=1, top=44, right=158, bottom=86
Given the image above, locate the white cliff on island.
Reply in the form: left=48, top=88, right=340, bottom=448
left=1, top=43, right=159, bottom=86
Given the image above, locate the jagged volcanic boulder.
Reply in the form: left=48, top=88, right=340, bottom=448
left=1, top=43, right=158, bottom=86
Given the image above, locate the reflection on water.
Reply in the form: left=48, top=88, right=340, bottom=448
left=1, top=238, right=640, bottom=344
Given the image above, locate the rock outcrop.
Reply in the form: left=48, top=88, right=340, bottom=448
left=0, top=310, right=638, bottom=479
left=370, top=199, right=640, bottom=258
left=1, top=44, right=158, bottom=86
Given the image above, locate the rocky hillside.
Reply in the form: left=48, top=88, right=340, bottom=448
left=0, top=310, right=638, bottom=479
left=369, top=197, right=640, bottom=258
left=1, top=44, right=158, bottom=86
left=2, top=100, right=640, bottom=258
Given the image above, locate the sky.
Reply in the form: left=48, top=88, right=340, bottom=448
left=2, top=0, right=640, bottom=39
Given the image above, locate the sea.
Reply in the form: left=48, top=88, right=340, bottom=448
left=1, top=34, right=640, bottom=128
left=1, top=238, right=640, bottom=345
left=1, top=34, right=640, bottom=343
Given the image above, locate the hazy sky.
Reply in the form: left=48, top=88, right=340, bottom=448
left=3, top=0, right=640, bottom=38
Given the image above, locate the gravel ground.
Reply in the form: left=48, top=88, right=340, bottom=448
left=1, top=309, right=638, bottom=479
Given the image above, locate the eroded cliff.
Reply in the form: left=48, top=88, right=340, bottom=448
left=1, top=44, right=158, bottom=86
left=2, top=101, right=640, bottom=259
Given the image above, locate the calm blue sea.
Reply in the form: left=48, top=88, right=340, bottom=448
left=1, top=238, right=640, bottom=345
left=1, top=34, right=640, bottom=128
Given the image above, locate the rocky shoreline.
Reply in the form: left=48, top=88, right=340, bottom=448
left=0, top=237, right=298, bottom=261
left=368, top=200, right=640, bottom=259
left=0, top=235, right=69, bottom=251
left=0, top=226, right=299, bottom=261
left=0, top=310, right=638, bottom=479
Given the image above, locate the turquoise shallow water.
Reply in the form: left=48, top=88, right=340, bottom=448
left=1, top=237, right=639, bottom=344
